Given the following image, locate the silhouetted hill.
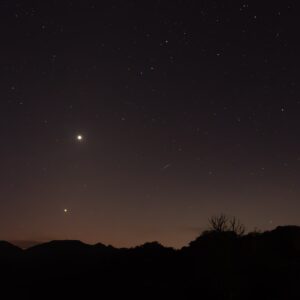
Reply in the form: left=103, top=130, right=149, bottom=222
left=1, top=226, right=300, bottom=299
left=0, top=241, right=22, bottom=253
left=27, top=240, right=92, bottom=255
left=261, top=225, right=300, bottom=252
left=132, top=241, right=175, bottom=256
left=9, top=240, right=40, bottom=249
left=93, top=242, right=119, bottom=254
left=0, top=241, right=22, bottom=260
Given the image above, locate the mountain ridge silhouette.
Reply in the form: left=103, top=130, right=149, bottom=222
left=1, top=225, right=300, bottom=299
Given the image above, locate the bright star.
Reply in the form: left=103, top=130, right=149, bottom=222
left=64, top=208, right=68, bottom=213
left=77, top=135, right=83, bottom=141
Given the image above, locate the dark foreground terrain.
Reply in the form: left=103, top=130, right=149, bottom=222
left=1, top=226, right=300, bottom=299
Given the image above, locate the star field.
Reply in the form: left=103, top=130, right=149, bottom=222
left=1, top=1, right=300, bottom=248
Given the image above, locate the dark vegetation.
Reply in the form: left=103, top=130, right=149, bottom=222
left=1, top=215, right=300, bottom=299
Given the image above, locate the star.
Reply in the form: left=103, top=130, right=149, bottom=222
left=77, top=135, right=83, bottom=141
left=64, top=208, right=68, bottom=213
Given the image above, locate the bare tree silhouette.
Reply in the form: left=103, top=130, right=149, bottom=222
left=208, top=214, right=246, bottom=236
left=209, top=214, right=229, bottom=232
left=228, top=216, right=246, bottom=236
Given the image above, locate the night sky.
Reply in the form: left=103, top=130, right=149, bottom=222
left=1, top=1, right=300, bottom=248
